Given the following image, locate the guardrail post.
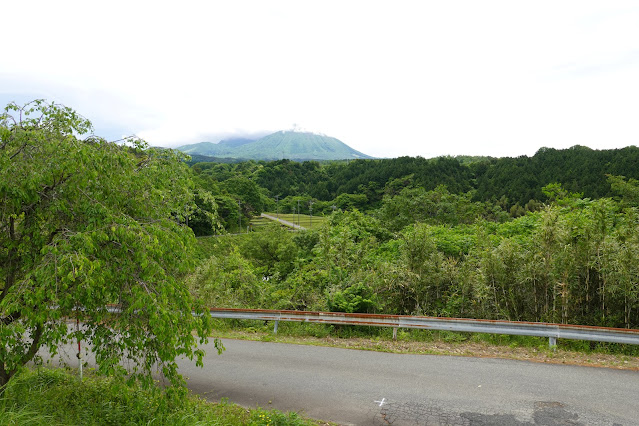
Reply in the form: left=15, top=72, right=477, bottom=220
left=549, top=336, right=557, bottom=350
left=393, top=327, right=398, bottom=340
left=273, top=320, right=279, bottom=334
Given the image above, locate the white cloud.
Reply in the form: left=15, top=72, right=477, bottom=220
left=2, top=0, right=638, bottom=157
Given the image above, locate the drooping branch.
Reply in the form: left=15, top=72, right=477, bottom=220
left=9, top=141, right=30, bottom=160
left=0, top=366, right=10, bottom=389
left=18, top=324, right=43, bottom=367
left=1, top=311, right=21, bottom=325
left=0, top=218, right=17, bottom=304
left=21, top=173, right=72, bottom=217
left=0, top=324, right=45, bottom=388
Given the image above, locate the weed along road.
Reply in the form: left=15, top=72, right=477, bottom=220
left=181, top=339, right=639, bottom=425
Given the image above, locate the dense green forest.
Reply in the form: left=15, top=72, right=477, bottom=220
left=190, top=145, right=639, bottom=231
left=187, top=147, right=639, bottom=331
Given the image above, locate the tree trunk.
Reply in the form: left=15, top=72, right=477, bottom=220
left=0, top=325, right=44, bottom=390
left=0, top=367, right=10, bottom=389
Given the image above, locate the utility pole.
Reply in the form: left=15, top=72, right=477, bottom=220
left=275, top=195, right=280, bottom=218
left=238, top=200, right=242, bottom=233
left=297, top=199, right=301, bottom=226
left=308, top=200, right=315, bottom=228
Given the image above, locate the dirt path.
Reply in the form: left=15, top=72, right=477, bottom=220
left=261, top=213, right=306, bottom=230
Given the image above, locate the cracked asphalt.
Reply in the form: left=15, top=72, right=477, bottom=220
left=180, top=339, right=639, bottom=425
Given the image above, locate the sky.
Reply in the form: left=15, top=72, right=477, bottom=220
left=2, top=0, right=638, bottom=159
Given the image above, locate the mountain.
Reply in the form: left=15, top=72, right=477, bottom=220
left=176, top=131, right=373, bottom=161
left=178, top=138, right=258, bottom=157
left=177, top=141, right=221, bottom=155
left=216, top=137, right=256, bottom=148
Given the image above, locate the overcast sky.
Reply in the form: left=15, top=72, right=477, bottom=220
left=2, top=1, right=638, bottom=158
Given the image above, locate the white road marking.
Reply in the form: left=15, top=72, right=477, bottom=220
left=375, top=398, right=386, bottom=407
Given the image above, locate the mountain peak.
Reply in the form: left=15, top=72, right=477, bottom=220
left=176, top=130, right=372, bottom=161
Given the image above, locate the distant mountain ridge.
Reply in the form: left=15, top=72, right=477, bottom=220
left=176, top=131, right=373, bottom=161
left=217, top=138, right=255, bottom=148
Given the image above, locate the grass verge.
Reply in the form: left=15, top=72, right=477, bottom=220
left=0, top=368, right=331, bottom=426
left=210, top=319, right=639, bottom=371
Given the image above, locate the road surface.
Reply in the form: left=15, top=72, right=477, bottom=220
left=179, top=339, right=638, bottom=425
left=47, top=337, right=638, bottom=425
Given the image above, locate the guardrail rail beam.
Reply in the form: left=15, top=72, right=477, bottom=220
left=206, top=307, right=639, bottom=348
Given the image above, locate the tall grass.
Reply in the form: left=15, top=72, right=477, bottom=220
left=0, top=368, right=321, bottom=426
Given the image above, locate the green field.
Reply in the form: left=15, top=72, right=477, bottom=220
left=259, top=213, right=328, bottom=230
left=249, top=215, right=276, bottom=230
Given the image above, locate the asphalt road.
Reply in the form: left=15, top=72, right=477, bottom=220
left=180, top=339, right=639, bottom=425
left=48, top=337, right=638, bottom=425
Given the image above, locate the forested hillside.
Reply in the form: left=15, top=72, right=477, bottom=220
left=190, top=145, right=639, bottom=230
left=473, top=145, right=639, bottom=206
left=187, top=145, right=639, bottom=331
left=191, top=182, right=639, bottom=330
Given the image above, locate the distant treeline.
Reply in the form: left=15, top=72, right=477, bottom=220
left=190, top=145, right=639, bottom=230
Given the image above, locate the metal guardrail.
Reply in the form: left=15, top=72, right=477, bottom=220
left=207, top=307, right=639, bottom=348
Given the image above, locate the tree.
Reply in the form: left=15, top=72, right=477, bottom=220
left=0, top=101, right=220, bottom=389
left=220, top=175, right=267, bottom=215
left=608, top=174, right=639, bottom=207
left=188, top=188, right=220, bottom=236
left=239, top=223, right=299, bottom=280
